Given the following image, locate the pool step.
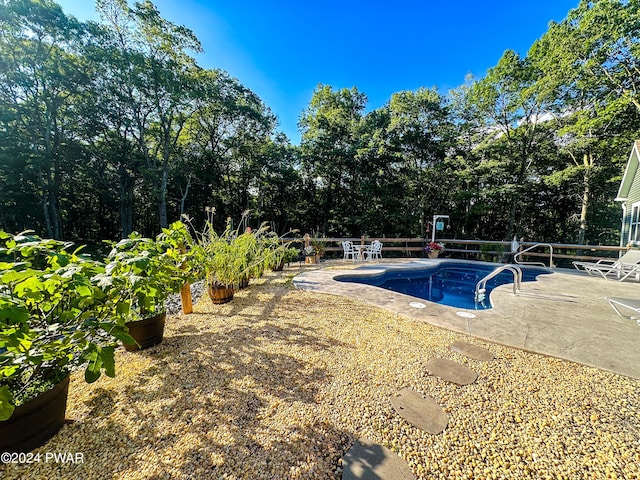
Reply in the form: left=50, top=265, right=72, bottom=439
left=342, top=438, right=415, bottom=479
left=425, top=357, right=478, bottom=385
left=449, top=340, right=495, bottom=362
left=390, top=388, right=449, bottom=434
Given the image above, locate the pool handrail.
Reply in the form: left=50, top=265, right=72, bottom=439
left=475, top=264, right=523, bottom=303
left=514, top=243, right=555, bottom=268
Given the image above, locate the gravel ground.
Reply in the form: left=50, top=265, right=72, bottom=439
left=2, top=267, right=639, bottom=479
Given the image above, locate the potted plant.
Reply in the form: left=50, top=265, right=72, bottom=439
left=302, top=232, right=327, bottom=264
left=232, top=224, right=272, bottom=288
left=272, top=246, right=300, bottom=271
left=0, top=231, right=133, bottom=452
left=99, top=222, right=190, bottom=351
left=191, top=218, right=247, bottom=304
left=304, top=244, right=319, bottom=264
left=423, top=242, right=445, bottom=258
left=311, top=234, right=327, bottom=258
left=261, top=232, right=299, bottom=271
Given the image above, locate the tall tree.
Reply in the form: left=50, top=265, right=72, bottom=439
left=180, top=69, right=278, bottom=229
left=298, top=84, right=367, bottom=235
left=386, top=87, right=453, bottom=234
left=530, top=0, right=640, bottom=244
left=458, top=51, right=552, bottom=240
left=95, top=0, right=202, bottom=232
left=0, top=0, right=89, bottom=238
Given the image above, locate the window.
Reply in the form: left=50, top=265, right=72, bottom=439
left=630, top=202, right=640, bottom=243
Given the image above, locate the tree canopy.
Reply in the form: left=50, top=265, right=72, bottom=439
left=0, top=0, right=638, bottom=246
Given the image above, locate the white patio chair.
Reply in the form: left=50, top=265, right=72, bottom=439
left=342, top=241, right=358, bottom=261
left=573, top=249, right=640, bottom=281
left=363, top=240, right=383, bottom=261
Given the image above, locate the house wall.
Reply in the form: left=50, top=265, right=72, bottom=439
left=622, top=154, right=640, bottom=246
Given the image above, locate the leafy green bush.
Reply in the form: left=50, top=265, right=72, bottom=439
left=98, top=221, right=191, bottom=321
left=0, top=231, right=133, bottom=421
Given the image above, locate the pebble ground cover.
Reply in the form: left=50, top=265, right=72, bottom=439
left=2, top=267, right=639, bottom=479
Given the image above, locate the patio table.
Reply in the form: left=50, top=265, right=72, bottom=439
left=352, top=244, right=370, bottom=261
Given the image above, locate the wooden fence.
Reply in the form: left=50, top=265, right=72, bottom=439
left=288, top=235, right=628, bottom=268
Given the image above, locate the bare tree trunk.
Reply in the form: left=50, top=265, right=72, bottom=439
left=38, top=170, right=61, bottom=238
left=41, top=188, right=53, bottom=238
left=158, top=162, right=168, bottom=229
left=49, top=186, right=61, bottom=239
left=577, top=153, right=591, bottom=245
left=119, top=164, right=134, bottom=238
left=179, top=176, right=191, bottom=217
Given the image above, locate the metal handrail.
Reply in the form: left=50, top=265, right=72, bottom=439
left=474, top=264, right=523, bottom=304
left=513, top=243, right=555, bottom=268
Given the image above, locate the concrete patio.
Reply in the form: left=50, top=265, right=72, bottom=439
left=293, top=259, right=640, bottom=379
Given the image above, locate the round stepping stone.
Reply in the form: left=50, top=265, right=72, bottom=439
left=390, top=388, right=449, bottom=435
left=342, top=438, right=415, bottom=480
left=425, top=357, right=478, bottom=385
left=450, top=340, right=495, bottom=361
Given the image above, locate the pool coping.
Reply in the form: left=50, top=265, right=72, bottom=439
left=293, top=259, right=640, bottom=380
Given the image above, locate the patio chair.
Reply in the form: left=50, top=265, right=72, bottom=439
left=607, top=297, right=640, bottom=325
left=342, top=241, right=358, bottom=261
left=363, top=240, right=383, bottom=261
left=573, top=249, right=640, bottom=281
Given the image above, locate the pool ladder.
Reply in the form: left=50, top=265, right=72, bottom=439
left=474, top=264, right=523, bottom=304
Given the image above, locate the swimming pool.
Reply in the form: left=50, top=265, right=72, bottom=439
left=335, top=261, right=551, bottom=310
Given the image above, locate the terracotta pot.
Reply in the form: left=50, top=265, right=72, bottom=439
left=208, top=283, right=234, bottom=304
left=124, top=312, right=166, bottom=351
left=428, top=251, right=440, bottom=258
left=0, top=375, right=70, bottom=454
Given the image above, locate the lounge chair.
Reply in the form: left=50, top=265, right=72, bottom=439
left=607, top=297, right=640, bottom=325
left=573, top=249, right=640, bottom=281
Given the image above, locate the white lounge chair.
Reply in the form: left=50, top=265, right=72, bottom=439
left=607, top=297, right=640, bottom=325
left=573, top=249, right=640, bottom=281
left=364, top=240, right=383, bottom=261
left=342, top=241, right=358, bottom=261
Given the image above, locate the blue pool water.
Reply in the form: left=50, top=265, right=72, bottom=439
left=336, top=262, right=551, bottom=310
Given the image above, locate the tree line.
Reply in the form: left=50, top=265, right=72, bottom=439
left=1, top=0, right=639, bottom=246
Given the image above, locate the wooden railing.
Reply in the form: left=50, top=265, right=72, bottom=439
left=287, top=236, right=628, bottom=268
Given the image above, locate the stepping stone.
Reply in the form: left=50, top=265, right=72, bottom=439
left=390, top=388, right=449, bottom=435
left=342, top=438, right=415, bottom=480
left=450, top=340, right=495, bottom=361
left=425, top=357, right=478, bottom=385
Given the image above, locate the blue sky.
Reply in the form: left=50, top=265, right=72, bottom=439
left=56, top=0, right=579, bottom=144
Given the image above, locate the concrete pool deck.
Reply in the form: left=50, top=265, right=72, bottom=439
left=293, top=259, right=640, bottom=380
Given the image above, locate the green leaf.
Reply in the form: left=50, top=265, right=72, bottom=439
left=75, top=284, right=92, bottom=297
left=0, top=305, right=30, bottom=323
left=1, top=270, right=36, bottom=284
left=14, top=276, right=45, bottom=298
left=0, top=385, right=15, bottom=421
left=83, top=345, right=102, bottom=383
left=100, top=345, right=116, bottom=378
